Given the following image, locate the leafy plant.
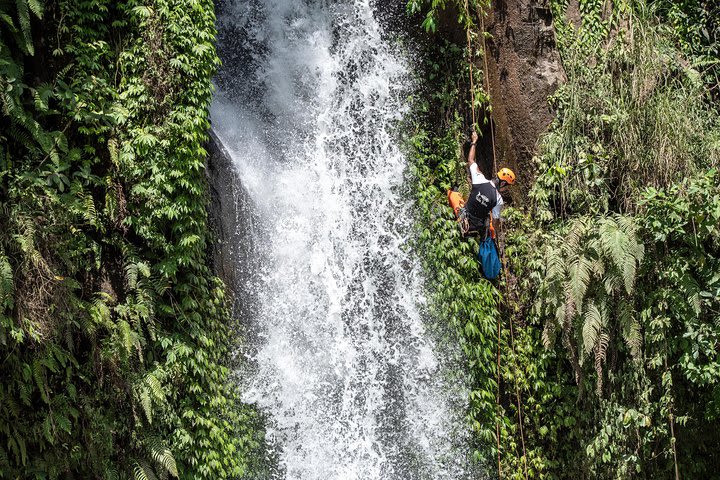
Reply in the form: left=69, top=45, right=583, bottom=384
left=538, top=215, right=644, bottom=396
left=409, top=0, right=720, bottom=477
left=0, top=0, right=263, bottom=478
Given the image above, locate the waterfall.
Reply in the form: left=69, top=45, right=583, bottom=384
left=211, top=1, right=478, bottom=478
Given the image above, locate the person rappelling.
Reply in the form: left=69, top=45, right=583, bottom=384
left=447, top=130, right=516, bottom=240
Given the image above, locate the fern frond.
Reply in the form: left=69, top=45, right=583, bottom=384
left=139, top=388, right=152, bottom=424
left=90, top=295, right=112, bottom=330
left=2, top=394, right=20, bottom=418
left=15, top=0, right=33, bottom=55
left=82, top=193, right=98, bottom=226
left=594, top=331, right=610, bottom=396
left=31, top=87, right=48, bottom=112
left=137, top=262, right=151, bottom=279
left=52, top=410, right=71, bottom=434
left=149, top=274, right=169, bottom=296
left=622, top=257, right=637, bottom=295
left=603, top=272, right=621, bottom=295
left=140, top=461, right=159, bottom=480
left=160, top=449, right=177, bottom=477
left=625, top=316, right=643, bottom=360
left=133, top=463, right=150, bottom=480
left=620, top=216, right=644, bottom=262
left=616, top=215, right=637, bottom=237
left=117, top=320, right=138, bottom=355
left=32, top=359, right=49, bottom=404
left=566, top=217, right=588, bottom=251
left=0, top=13, right=16, bottom=31
left=7, top=434, right=27, bottom=466
left=589, top=258, right=605, bottom=278
left=0, top=254, right=13, bottom=307
left=125, top=263, right=139, bottom=290
left=147, top=438, right=178, bottom=477
left=545, top=247, right=565, bottom=281
left=104, top=467, right=119, bottom=480
left=598, top=216, right=642, bottom=296
left=145, top=372, right=165, bottom=401
left=599, top=219, right=626, bottom=271
left=108, top=138, right=119, bottom=166
left=19, top=382, right=31, bottom=406
left=569, top=256, right=592, bottom=308
left=27, top=0, right=43, bottom=19
left=7, top=125, right=35, bottom=152
left=582, top=302, right=603, bottom=354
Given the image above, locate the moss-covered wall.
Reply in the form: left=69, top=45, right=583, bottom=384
left=0, top=1, right=262, bottom=478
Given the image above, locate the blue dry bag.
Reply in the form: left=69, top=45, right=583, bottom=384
left=478, top=237, right=501, bottom=280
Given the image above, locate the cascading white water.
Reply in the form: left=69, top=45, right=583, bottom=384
left=211, top=1, right=478, bottom=478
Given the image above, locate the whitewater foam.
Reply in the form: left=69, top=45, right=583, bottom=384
left=212, top=1, right=478, bottom=478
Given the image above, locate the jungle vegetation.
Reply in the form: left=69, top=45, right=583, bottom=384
left=1, top=0, right=718, bottom=478
left=408, top=0, right=720, bottom=478
left=0, top=1, right=264, bottom=478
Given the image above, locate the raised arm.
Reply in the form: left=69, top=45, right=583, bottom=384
left=468, top=131, right=479, bottom=167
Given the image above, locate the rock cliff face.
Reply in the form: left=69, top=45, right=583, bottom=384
left=483, top=0, right=565, bottom=194
left=206, top=130, right=242, bottom=300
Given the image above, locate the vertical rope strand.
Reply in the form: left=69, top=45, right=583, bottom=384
left=465, top=5, right=502, bottom=478
left=479, top=8, right=498, bottom=175
left=465, top=0, right=477, bottom=128
left=474, top=4, right=530, bottom=479
left=509, top=313, right=530, bottom=480
left=496, top=313, right=503, bottom=480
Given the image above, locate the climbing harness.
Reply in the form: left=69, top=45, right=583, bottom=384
left=447, top=189, right=471, bottom=235
left=448, top=189, right=492, bottom=239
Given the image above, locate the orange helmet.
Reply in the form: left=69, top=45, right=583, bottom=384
left=497, top=168, right=516, bottom=185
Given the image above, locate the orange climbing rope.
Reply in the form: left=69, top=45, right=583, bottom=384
left=464, top=3, right=502, bottom=478
left=478, top=11, right=498, bottom=176
left=467, top=3, right=530, bottom=480
left=466, top=25, right=477, bottom=128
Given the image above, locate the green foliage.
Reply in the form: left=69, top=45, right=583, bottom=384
left=409, top=117, right=504, bottom=472
left=520, top=0, right=720, bottom=477
left=407, top=0, right=492, bottom=134
left=535, top=1, right=719, bottom=219
left=406, top=0, right=489, bottom=33
left=410, top=0, right=720, bottom=477
left=529, top=171, right=720, bottom=478
left=0, top=0, right=263, bottom=478
left=405, top=18, right=505, bottom=469
left=635, top=171, right=720, bottom=477
left=650, top=0, right=720, bottom=92
left=537, top=215, right=644, bottom=395
left=406, top=22, right=571, bottom=478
